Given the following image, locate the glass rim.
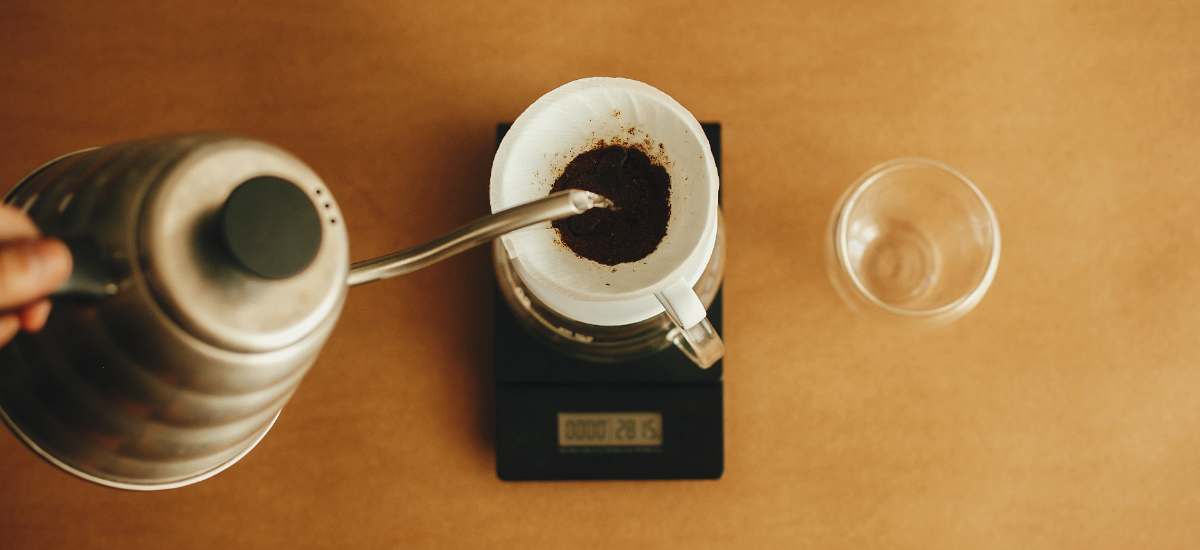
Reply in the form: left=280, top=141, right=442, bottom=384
left=832, top=157, right=1002, bottom=319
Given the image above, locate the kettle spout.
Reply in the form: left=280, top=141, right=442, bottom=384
left=346, top=189, right=610, bottom=287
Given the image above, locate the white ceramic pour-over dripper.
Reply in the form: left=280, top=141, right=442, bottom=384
left=491, top=77, right=723, bottom=368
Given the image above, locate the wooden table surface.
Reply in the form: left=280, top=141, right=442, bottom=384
left=2, top=1, right=1199, bottom=548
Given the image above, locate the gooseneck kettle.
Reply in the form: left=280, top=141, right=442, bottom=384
left=0, top=134, right=609, bottom=490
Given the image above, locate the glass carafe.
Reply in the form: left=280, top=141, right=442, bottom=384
left=494, top=214, right=725, bottom=364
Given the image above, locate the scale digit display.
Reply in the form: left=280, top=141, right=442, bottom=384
left=557, top=412, right=663, bottom=447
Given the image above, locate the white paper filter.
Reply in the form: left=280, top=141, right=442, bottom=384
left=491, top=78, right=718, bottom=324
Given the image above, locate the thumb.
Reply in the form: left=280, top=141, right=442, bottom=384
left=0, top=238, right=72, bottom=310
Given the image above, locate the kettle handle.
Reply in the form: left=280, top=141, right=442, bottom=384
left=51, top=238, right=119, bottom=298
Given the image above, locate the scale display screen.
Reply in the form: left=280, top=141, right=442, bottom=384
left=557, top=412, right=663, bottom=447
left=498, top=385, right=722, bottom=479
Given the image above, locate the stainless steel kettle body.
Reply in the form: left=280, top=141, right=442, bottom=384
left=0, top=135, right=350, bottom=490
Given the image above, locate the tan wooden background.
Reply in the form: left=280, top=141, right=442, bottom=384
left=1, top=1, right=1198, bottom=548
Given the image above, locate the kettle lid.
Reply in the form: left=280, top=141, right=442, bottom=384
left=139, top=137, right=349, bottom=353
left=219, top=175, right=323, bottom=280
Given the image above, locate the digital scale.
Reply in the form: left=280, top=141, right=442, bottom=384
left=494, top=123, right=724, bottom=481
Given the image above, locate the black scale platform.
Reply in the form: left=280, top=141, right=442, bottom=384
left=494, top=123, right=723, bottom=481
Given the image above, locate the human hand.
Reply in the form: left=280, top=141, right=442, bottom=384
left=0, top=205, right=71, bottom=346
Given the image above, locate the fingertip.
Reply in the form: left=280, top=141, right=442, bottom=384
left=0, top=238, right=73, bottom=310
left=0, top=314, right=20, bottom=346
left=0, top=205, right=41, bottom=240
left=37, top=237, right=73, bottom=283
left=19, top=299, right=51, bottom=332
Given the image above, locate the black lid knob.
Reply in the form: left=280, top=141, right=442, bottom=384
left=219, top=176, right=322, bottom=279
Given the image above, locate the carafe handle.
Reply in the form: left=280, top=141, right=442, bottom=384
left=655, top=280, right=724, bottom=369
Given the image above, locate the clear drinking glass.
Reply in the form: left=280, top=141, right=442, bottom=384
left=827, top=158, right=1000, bottom=324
